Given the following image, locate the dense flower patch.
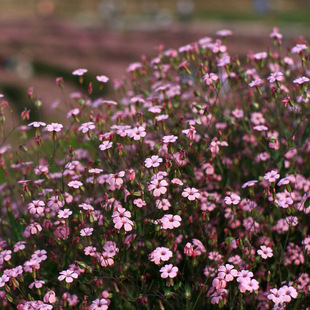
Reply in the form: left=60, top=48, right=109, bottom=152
left=0, top=28, right=309, bottom=309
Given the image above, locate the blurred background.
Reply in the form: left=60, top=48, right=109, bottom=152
left=0, top=0, right=309, bottom=124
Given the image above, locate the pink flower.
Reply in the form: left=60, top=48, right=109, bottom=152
left=257, top=245, right=273, bottom=259
left=291, top=44, right=307, bottom=54
left=267, top=72, right=284, bottom=83
left=210, top=288, right=228, bottom=305
left=264, top=170, right=280, bottom=183
left=144, top=155, right=163, bottom=168
left=160, top=214, right=182, bottom=229
left=149, top=247, right=173, bottom=265
left=217, top=264, right=238, bottom=282
left=72, top=68, right=88, bottom=76
left=99, top=141, right=113, bottom=151
left=267, top=288, right=285, bottom=305
left=127, top=126, right=146, bottom=140
left=224, top=193, right=240, bottom=205
left=133, top=198, right=146, bottom=208
left=160, top=264, right=178, bottom=279
left=46, top=123, right=63, bottom=132
left=89, top=298, right=109, bottom=310
left=249, top=79, right=262, bottom=87
left=58, top=269, right=79, bottom=283
left=182, top=187, right=200, bottom=201
left=162, top=135, right=178, bottom=143
left=96, top=75, right=109, bottom=83
left=242, top=180, right=258, bottom=188
left=29, top=280, right=45, bottom=289
left=0, top=274, right=9, bottom=287
left=203, top=73, right=219, bottom=85
left=28, top=200, right=45, bottom=215
left=148, top=179, right=168, bottom=197
left=80, top=227, right=94, bottom=236
left=44, top=291, right=56, bottom=303
left=68, top=180, right=83, bottom=189
left=13, top=241, right=26, bottom=252
left=78, top=122, right=95, bottom=133
left=278, top=285, right=298, bottom=302
left=28, top=121, right=46, bottom=128
left=293, top=76, right=309, bottom=85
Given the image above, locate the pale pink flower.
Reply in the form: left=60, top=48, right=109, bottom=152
left=89, top=298, right=109, bottom=310
left=267, top=72, right=284, bottom=83
left=160, top=264, right=178, bottom=279
left=72, top=68, right=88, bottom=76
left=99, top=141, right=113, bottom=151
left=29, top=280, right=45, bottom=289
left=145, top=155, right=163, bottom=168
left=264, top=170, right=280, bottom=183
left=58, top=269, right=79, bottom=283
left=28, top=200, right=45, bottom=215
left=278, top=285, right=298, bottom=302
left=160, top=214, right=182, bottom=229
left=242, top=180, right=258, bottom=188
left=67, top=108, right=80, bottom=118
left=155, top=199, right=171, bottom=210
left=28, top=121, right=46, bottom=128
left=182, top=187, right=200, bottom=201
left=249, top=79, right=262, bottom=87
left=96, top=75, right=109, bottom=83
left=291, top=44, right=307, bottom=54
left=133, top=198, right=146, bottom=208
left=13, top=241, right=26, bottom=252
left=293, top=76, right=309, bottom=85
left=210, top=288, right=228, bottom=305
left=43, top=291, right=56, bottom=304
left=162, top=135, right=178, bottom=143
left=267, top=288, right=285, bottom=305
left=148, top=179, right=168, bottom=197
left=127, top=126, right=146, bottom=140
left=46, top=123, right=63, bottom=132
left=257, top=245, right=273, bottom=259
left=217, top=264, right=238, bottom=282
left=224, top=193, right=241, bottom=205
left=78, top=122, right=95, bottom=133
left=149, top=247, right=173, bottom=265
left=203, top=73, right=219, bottom=85
left=80, top=227, right=94, bottom=236
left=68, top=180, right=83, bottom=189
left=114, top=217, right=134, bottom=232
left=0, top=275, right=9, bottom=287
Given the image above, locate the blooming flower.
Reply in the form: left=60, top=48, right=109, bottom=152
left=28, top=121, right=46, bottom=128
left=267, top=72, right=284, bottom=83
left=160, top=264, right=178, bottom=279
left=182, top=187, right=200, bottom=201
left=148, top=179, right=168, bottom=197
left=58, top=269, right=79, bottom=283
left=293, top=76, right=309, bottom=85
left=224, top=193, right=241, bottom=205
left=127, top=126, right=146, bottom=140
left=99, top=141, right=113, bottom=151
left=72, top=68, right=88, bottom=76
left=203, top=73, right=219, bottom=85
left=264, top=170, right=280, bottom=183
left=68, top=180, right=83, bottom=189
left=144, top=155, right=163, bottom=168
left=149, top=247, right=173, bottom=265
left=159, top=214, right=182, bottom=229
left=162, top=135, right=178, bottom=143
left=217, top=264, right=238, bottom=282
left=257, top=245, right=273, bottom=259
left=78, top=122, right=95, bottom=133
left=46, top=123, right=63, bottom=132
left=80, top=227, right=94, bottom=237
left=96, top=75, right=109, bottom=83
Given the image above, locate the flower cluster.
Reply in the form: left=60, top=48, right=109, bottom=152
left=0, top=28, right=308, bottom=309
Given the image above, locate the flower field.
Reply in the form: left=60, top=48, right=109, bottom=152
left=0, top=28, right=309, bottom=309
